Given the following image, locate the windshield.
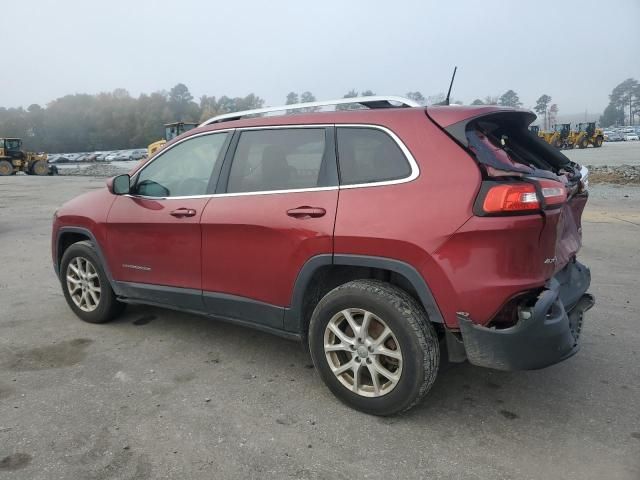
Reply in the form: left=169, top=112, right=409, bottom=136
left=5, top=139, right=21, bottom=150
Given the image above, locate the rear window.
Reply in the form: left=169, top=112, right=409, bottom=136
left=336, top=127, right=411, bottom=185
left=466, top=113, right=571, bottom=173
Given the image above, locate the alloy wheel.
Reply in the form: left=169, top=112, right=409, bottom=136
left=66, top=256, right=101, bottom=312
left=324, top=308, right=403, bottom=397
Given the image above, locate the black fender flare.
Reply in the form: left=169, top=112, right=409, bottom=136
left=284, top=254, right=444, bottom=333
left=55, top=226, right=122, bottom=296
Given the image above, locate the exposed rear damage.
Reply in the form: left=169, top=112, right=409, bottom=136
left=428, top=107, right=595, bottom=370
left=457, top=261, right=594, bottom=370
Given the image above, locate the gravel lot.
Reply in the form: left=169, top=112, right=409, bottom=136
left=563, top=140, right=640, bottom=167
left=0, top=177, right=639, bottom=479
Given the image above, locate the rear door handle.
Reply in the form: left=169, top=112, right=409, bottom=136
left=170, top=208, right=197, bottom=218
left=286, top=206, right=326, bottom=218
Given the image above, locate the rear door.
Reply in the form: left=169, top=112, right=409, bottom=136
left=106, top=131, right=231, bottom=308
left=200, top=126, right=339, bottom=329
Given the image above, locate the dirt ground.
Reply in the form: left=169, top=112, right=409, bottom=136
left=0, top=176, right=639, bottom=479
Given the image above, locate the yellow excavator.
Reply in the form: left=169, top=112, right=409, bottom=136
left=571, top=122, right=604, bottom=148
left=147, top=122, right=199, bottom=157
left=0, top=138, right=54, bottom=176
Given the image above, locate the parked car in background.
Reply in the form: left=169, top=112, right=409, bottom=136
left=104, top=152, right=120, bottom=161
left=75, top=153, right=92, bottom=162
left=52, top=96, right=595, bottom=415
left=623, top=132, right=639, bottom=141
left=607, top=132, right=624, bottom=142
left=61, top=153, right=81, bottom=162
left=114, top=151, right=134, bottom=161
left=131, top=150, right=147, bottom=160
left=84, top=153, right=101, bottom=162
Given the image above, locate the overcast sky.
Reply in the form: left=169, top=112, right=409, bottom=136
left=4, top=0, right=639, bottom=114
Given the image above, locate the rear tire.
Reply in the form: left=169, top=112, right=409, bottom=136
left=60, top=241, right=125, bottom=324
left=308, top=280, right=439, bottom=416
left=0, top=160, right=13, bottom=176
left=31, top=160, right=48, bottom=176
left=594, top=136, right=603, bottom=147
left=578, top=138, right=588, bottom=149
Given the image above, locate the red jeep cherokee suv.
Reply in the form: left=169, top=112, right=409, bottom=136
left=52, top=96, right=594, bottom=415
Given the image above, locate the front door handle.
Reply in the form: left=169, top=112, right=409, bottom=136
left=170, top=208, right=197, bottom=218
left=286, top=206, right=326, bottom=218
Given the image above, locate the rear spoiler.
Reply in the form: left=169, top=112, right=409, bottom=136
left=426, top=107, right=570, bottom=171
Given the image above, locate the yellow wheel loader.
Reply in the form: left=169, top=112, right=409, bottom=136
left=147, top=122, right=199, bottom=157
left=573, top=122, right=604, bottom=148
left=0, top=138, right=55, bottom=176
left=541, top=124, right=572, bottom=149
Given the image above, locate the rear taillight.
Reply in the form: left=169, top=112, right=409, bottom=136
left=538, top=179, right=567, bottom=207
left=480, top=183, right=539, bottom=214
left=475, top=180, right=566, bottom=216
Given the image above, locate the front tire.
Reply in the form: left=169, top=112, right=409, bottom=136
left=60, top=241, right=125, bottom=323
left=308, top=280, right=439, bottom=415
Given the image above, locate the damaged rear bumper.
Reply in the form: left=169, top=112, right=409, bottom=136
left=457, top=260, right=594, bottom=371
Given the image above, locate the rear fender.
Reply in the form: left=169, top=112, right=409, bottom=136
left=284, top=254, right=445, bottom=333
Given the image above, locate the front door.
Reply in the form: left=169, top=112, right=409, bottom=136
left=106, top=131, right=231, bottom=308
left=200, top=127, right=339, bottom=328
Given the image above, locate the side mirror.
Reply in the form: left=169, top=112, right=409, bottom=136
left=112, top=174, right=131, bottom=195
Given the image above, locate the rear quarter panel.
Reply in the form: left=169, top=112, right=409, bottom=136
left=333, top=110, right=481, bottom=327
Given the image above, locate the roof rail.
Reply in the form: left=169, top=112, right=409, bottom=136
left=199, top=95, right=420, bottom=127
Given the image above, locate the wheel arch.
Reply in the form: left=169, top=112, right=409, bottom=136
left=284, top=254, right=445, bottom=336
left=55, top=227, right=119, bottom=294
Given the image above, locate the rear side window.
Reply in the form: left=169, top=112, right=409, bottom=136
left=337, top=127, right=411, bottom=185
left=226, top=128, right=326, bottom=193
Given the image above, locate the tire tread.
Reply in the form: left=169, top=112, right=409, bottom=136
left=310, top=279, right=439, bottom=414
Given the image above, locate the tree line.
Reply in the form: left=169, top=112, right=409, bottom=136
left=599, top=78, right=639, bottom=127
left=0, top=84, right=266, bottom=153
left=2, top=80, right=633, bottom=153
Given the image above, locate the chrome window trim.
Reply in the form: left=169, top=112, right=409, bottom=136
left=126, top=123, right=419, bottom=200
left=127, top=186, right=340, bottom=201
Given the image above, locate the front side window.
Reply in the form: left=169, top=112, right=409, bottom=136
left=226, top=128, right=326, bottom=193
left=133, top=132, right=229, bottom=197
left=336, top=127, right=411, bottom=185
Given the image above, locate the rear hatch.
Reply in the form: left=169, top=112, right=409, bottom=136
left=427, top=106, right=588, bottom=274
